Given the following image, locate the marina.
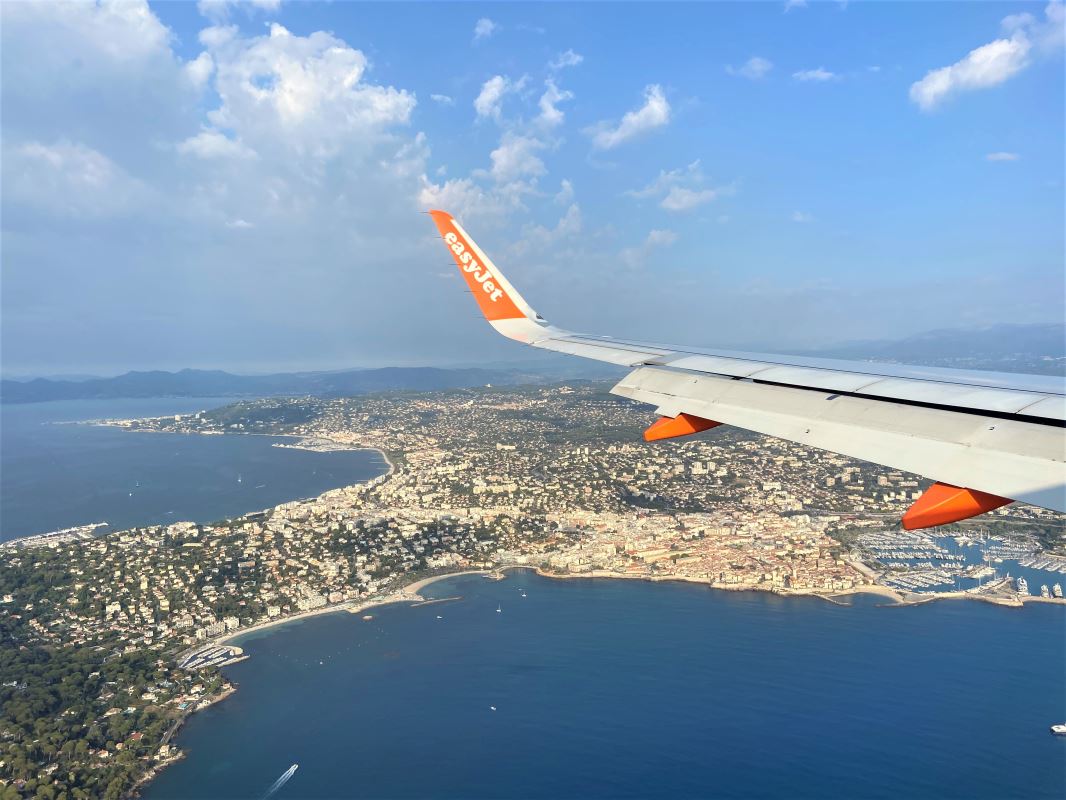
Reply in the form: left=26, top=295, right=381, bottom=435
left=859, top=529, right=1066, bottom=598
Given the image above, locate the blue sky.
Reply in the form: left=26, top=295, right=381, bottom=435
left=2, top=1, right=1063, bottom=375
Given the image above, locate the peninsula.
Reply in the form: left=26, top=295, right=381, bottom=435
left=1, top=383, right=1063, bottom=798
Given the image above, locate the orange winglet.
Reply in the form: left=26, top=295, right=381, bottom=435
left=428, top=209, right=527, bottom=322
left=643, top=413, right=721, bottom=442
left=901, top=482, right=1013, bottom=530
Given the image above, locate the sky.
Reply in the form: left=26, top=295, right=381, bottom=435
left=1, top=0, right=1063, bottom=377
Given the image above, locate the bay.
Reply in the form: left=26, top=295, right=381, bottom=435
left=0, top=398, right=387, bottom=541
left=145, top=572, right=1066, bottom=800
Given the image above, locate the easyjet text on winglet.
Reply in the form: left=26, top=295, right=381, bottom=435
left=445, top=231, right=504, bottom=302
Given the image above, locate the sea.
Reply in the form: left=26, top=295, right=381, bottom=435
left=0, top=398, right=387, bottom=542
left=144, top=572, right=1065, bottom=800
left=4, top=398, right=1064, bottom=798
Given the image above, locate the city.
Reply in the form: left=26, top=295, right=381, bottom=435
left=2, top=383, right=1063, bottom=797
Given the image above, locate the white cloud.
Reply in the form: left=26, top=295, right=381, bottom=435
left=184, top=52, right=215, bottom=90
left=430, top=93, right=454, bottom=106
left=537, top=80, right=574, bottom=128
left=986, top=151, right=1021, bottom=161
left=474, top=75, right=523, bottom=121
left=201, top=23, right=415, bottom=157
left=621, top=228, right=677, bottom=268
left=512, top=204, right=583, bottom=255
left=726, top=56, right=773, bottom=80
left=177, top=128, right=257, bottom=159
left=473, top=18, right=497, bottom=42
left=661, top=187, right=719, bottom=212
left=793, top=67, right=838, bottom=82
left=792, top=210, right=814, bottom=223
left=548, top=49, right=584, bottom=71
left=226, top=218, right=254, bottom=229
left=199, top=24, right=239, bottom=48
left=646, top=229, right=678, bottom=246
left=909, top=2, right=1064, bottom=111
left=488, top=134, right=546, bottom=184
left=418, top=175, right=521, bottom=223
left=554, top=179, right=575, bottom=206
left=784, top=0, right=808, bottom=12
left=910, top=36, right=1030, bottom=110
left=1, top=0, right=173, bottom=63
left=197, top=0, right=281, bottom=23
left=587, top=84, right=671, bottom=150
left=6, top=140, right=147, bottom=218
left=626, top=160, right=729, bottom=213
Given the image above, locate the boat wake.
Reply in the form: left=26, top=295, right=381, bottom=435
left=262, top=763, right=298, bottom=799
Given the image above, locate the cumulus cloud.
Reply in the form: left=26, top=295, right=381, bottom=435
left=0, top=1, right=460, bottom=373
left=488, top=134, right=547, bottom=183
left=986, top=151, right=1021, bottom=161
left=200, top=23, right=415, bottom=158
left=621, top=228, right=677, bottom=269
left=474, top=74, right=524, bottom=121
left=587, top=84, right=670, bottom=150
left=537, top=80, right=574, bottom=128
left=473, top=17, right=497, bottom=42
left=177, top=128, right=257, bottom=159
left=512, top=203, right=583, bottom=255
left=909, top=2, right=1063, bottom=111
left=548, top=49, right=584, bottom=71
left=554, top=179, right=575, bottom=206
left=726, top=56, right=773, bottom=80
left=5, top=140, right=147, bottom=218
left=184, top=51, right=215, bottom=89
left=197, top=0, right=281, bottom=23
left=661, top=187, right=719, bottom=212
left=910, top=37, right=1030, bottom=110
left=626, top=161, right=730, bottom=213
left=418, top=174, right=522, bottom=224
left=793, top=67, right=838, bottom=82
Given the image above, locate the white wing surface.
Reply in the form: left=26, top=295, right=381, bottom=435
left=428, top=210, right=1066, bottom=527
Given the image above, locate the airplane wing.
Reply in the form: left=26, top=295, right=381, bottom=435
left=428, top=210, right=1066, bottom=529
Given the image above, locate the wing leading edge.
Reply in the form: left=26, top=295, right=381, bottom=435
left=428, top=210, right=1066, bottom=526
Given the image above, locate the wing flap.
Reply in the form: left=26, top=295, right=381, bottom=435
left=613, top=365, right=1066, bottom=513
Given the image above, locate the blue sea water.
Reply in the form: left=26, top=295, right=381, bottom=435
left=145, top=572, right=1066, bottom=800
left=0, top=398, right=387, bottom=541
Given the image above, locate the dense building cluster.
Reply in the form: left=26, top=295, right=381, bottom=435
left=2, top=382, right=1063, bottom=798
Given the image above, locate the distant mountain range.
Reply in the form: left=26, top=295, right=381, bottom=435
left=0, top=366, right=553, bottom=404
left=791, top=322, right=1065, bottom=374
left=3, top=323, right=1061, bottom=404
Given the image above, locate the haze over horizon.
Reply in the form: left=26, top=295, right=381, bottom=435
left=2, top=1, right=1064, bottom=376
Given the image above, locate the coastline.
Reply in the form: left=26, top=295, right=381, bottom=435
left=531, top=566, right=908, bottom=605
left=214, top=569, right=490, bottom=647
left=143, top=564, right=1062, bottom=796
left=2, top=428, right=395, bottom=546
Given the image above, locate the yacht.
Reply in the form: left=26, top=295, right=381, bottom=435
left=1051, top=724, right=1066, bottom=736
left=1041, top=585, right=1051, bottom=598
left=1016, top=576, right=1029, bottom=595
left=1054, top=583, right=1063, bottom=599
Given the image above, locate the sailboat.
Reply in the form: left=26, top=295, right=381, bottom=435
left=496, top=604, right=502, bottom=613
